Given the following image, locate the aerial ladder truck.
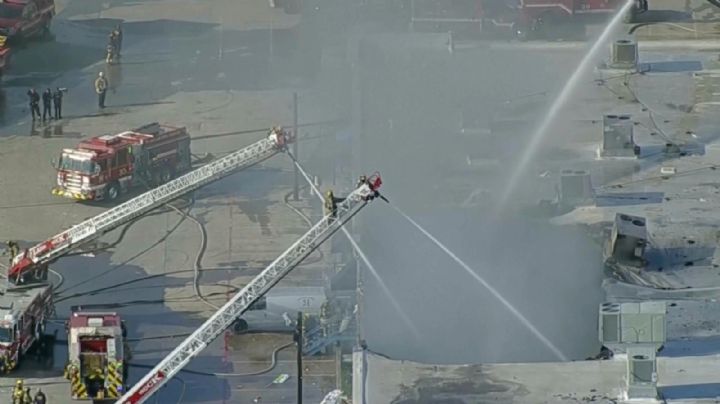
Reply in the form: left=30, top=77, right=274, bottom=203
left=116, top=174, right=384, bottom=404
left=8, top=127, right=294, bottom=285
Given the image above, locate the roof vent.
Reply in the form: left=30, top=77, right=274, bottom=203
left=608, top=213, right=648, bottom=267
left=626, top=346, right=658, bottom=399
left=601, top=114, right=635, bottom=157
left=611, top=38, right=638, bottom=70
left=559, top=169, right=593, bottom=206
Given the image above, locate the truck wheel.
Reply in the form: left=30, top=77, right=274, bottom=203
left=233, top=319, right=248, bottom=334
left=106, top=182, right=120, bottom=201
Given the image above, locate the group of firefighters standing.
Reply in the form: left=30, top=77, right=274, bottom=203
left=11, top=379, right=46, bottom=404
left=26, top=24, right=121, bottom=119
left=26, top=87, right=64, bottom=121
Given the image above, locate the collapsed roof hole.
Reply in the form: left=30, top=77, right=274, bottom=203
left=632, top=219, right=645, bottom=227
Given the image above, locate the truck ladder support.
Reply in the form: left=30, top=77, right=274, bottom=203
left=9, top=133, right=292, bottom=283
left=118, top=181, right=381, bottom=404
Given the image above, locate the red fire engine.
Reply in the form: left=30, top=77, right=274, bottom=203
left=487, top=0, right=647, bottom=40
left=52, top=123, right=191, bottom=202
left=65, top=311, right=129, bottom=400
left=409, top=0, right=648, bottom=39
left=0, top=282, right=54, bottom=373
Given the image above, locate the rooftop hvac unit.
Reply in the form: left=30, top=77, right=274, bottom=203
left=599, top=302, right=621, bottom=344
left=608, top=213, right=648, bottom=266
left=611, top=39, right=638, bottom=70
left=621, top=301, right=666, bottom=347
left=626, top=346, right=658, bottom=399
left=598, top=301, right=666, bottom=347
left=610, top=39, right=638, bottom=69
left=601, top=114, right=635, bottom=157
left=559, top=169, right=593, bottom=206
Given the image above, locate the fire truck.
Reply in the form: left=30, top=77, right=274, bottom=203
left=13, top=127, right=293, bottom=285
left=0, top=0, right=55, bottom=42
left=0, top=282, right=54, bottom=373
left=52, top=122, right=191, bottom=202
left=65, top=311, right=129, bottom=401
left=409, top=0, right=648, bottom=39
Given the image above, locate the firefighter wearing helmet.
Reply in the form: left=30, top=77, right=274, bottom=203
left=269, top=126, right=286, bottom=148
left=323, top=190, right=345, bottom=220
left=12, top=379, right=24, bottom=403
left=6, top=240, right=19, bottom=266
left=356, top=175, right=368, bottom=189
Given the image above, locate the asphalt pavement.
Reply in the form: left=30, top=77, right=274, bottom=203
left=0, top=0, right=340, bottom=402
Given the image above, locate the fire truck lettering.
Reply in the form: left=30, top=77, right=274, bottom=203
left=138, top=372, right=164, bottom=395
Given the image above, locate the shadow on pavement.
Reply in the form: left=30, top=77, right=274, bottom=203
left=6, top=41, right=101, bottom=80
left=660, top=383, right=720, bottom=400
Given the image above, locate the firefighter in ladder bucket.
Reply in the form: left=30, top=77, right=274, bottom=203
left=269, top=125, right=289, bottom=149
left=324, top=190, right=345, bottom=221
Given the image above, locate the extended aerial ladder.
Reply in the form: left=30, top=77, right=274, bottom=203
left=117, top=174, right=384, bottom=404
left=8, top=128, right=294, bottom=284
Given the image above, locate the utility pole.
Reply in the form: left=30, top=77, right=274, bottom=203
left=294, top=311, right=303, bottom=404
left=293, top=92, right=299, bottom=201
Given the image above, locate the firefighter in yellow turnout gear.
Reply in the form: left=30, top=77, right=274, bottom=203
left=12, top=379, right=24, bottom=404
left=7, top=240, right=19, bottom=267
left=86, top=367, right=106, bottom=399
left=324, top=190, right=345, bottom=220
